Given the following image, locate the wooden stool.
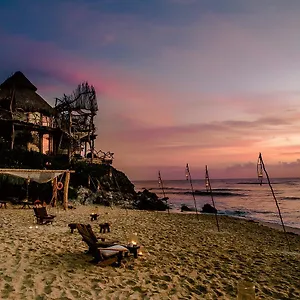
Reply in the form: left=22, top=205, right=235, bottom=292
left=68, top=223, right=77, bottom=234
left=99, top=222, right=111, bottom=233
left=90, top=213, right=99, bottom=221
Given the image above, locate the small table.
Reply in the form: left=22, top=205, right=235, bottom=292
left=99, top=223, right=111, bottom=233
left=90, top=213, right=99, bottom=221
left=0, top=201, right=7, bottom=208
left=126, top=244, right=140, bottom=258
left=21, top=201, right=33, bottom=209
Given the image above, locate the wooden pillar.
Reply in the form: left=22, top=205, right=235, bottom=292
left=10, top=88, right=16, bottom=150
left=49, top=134, right=53, bottom=155
left=68, top=110, right=72, bottom=162
left=84, top=141, right=87, bottom=157
left=52, top=177, right=58, bottom=207
left=39, top=133, right=43, bottom=153
left=63, top=171, right=70, bottom=210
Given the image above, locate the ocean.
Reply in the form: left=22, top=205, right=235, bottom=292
left=133, top=178, right=300, bottom=229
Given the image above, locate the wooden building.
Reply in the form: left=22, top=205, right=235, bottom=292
left=0, top=71, right=58, bottom=154
left=0, top=71, right=112, bottom=164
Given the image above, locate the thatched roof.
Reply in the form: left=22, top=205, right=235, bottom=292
left=0, top=71, right=37, bottom=91
left=0, top=71, right=55, bottom=116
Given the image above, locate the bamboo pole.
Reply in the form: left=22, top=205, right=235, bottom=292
left=258, top=153, right=290, bottom=251
left=63, top=171, right=70, bottom=210
left=158, top=171, right=170, bottom=214
left=185, top=163, right=199, bottom=219
left=205, top=165, right=220, bottom=232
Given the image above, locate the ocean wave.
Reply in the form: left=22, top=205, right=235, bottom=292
left=236, top=181, right=271, bottom=185
left=281, top=196, right=300, bottom=201
left=183, top=190, right=246, bottom=197
left=219, top=210, right=248, bottom=216
left=160, top=187, right=187, bottom=191
left=251, top=210, right=273, bottom=214
left=236, top=181, right=296, bottom=185
left=212, top=188, right=251, bottom=192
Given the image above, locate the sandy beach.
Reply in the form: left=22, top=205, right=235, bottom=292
left=0, top=204, right=300, bottom=299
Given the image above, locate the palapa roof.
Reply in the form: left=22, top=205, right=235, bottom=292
left=0, top=71, right=37, bottom=91
left=0, top=71, right=56, bottom=116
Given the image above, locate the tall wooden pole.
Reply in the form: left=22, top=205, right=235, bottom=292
left=63, top=171, right=70, bottom=210
left=258, top=153, right=290, bottom=251
left=26, top=177, right=30, bottom=201
left=205, top=165, right=220, bottom=232
left=158, top=171, right=170, bottom=214
left=68, top=110, right=72, bottom=162
left=186, top=163, right=199, bottom=219
left=10, top=87, right=15, bottom=150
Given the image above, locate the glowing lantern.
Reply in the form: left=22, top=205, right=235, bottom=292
left=137, top=245, right=146, bottom=256
left=128, top=232, right=138, bottom=247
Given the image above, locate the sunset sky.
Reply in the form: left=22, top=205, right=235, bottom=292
left=1, top=0, right=300, bottom=180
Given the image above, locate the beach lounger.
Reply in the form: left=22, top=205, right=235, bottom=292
left=76, top=224, right=127, bottom=266
left=76, top=224, right=118, bottom=251
left=33, top=207, right=56, bottom=225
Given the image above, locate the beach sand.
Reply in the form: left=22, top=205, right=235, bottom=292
left=0, top=205, right=300, bottom=299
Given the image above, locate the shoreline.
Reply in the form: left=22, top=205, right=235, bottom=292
left=257, top=220, right=300, bottom=236
left=165, top=207, right=300, bottom=235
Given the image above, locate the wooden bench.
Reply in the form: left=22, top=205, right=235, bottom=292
left=0, top=201, right=7, bottom=208
left=90, top=213, right=99, bottom=221
left=99, top=222, right=111, bottom=233
left=22, top=201, right=34, bottom=209
left=68, top=223, right=77, bottom=233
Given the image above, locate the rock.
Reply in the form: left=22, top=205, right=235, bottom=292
left=202, top=203, right=217, bottom=214
left=134, top=189, right=168, bottom=211
left=181, top=204, right=195, bottom=212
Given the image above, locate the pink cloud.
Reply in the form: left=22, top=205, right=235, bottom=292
left=1, top=2, right=300, bottom=180
left=0, top=30, right=180, bottom=127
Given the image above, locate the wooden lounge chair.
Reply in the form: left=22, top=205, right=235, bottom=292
left=76, top=224, right=127, bottom=266
left=33, top=207, right=56, bottom=225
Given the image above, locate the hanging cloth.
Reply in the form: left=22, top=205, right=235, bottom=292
left=0, top=169, right=65, bottom=183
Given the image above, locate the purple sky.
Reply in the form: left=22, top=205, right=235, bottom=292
left=1, top=0, right=300, bottom=180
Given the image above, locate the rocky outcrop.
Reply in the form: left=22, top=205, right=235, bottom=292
left=181, top=203, right=218, bottom=214
left=202, top=203, right=217, bottom=214
left=181, top=204, right=194, bottom=212
left=70, top=162, right=135, bottom=195
left=0, top=148, right=167, bottom=211
left=133, top=189, right=169, bottom=211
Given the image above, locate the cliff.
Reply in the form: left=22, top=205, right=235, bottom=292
left=0, top=148, right=168, bottom=211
